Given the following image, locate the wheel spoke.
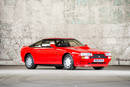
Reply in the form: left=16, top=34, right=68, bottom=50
left=64, top=56, right=72, bottom=68
left=26, top=57, right=32, bottom=67
left=25, top=55, right=37, bottom=69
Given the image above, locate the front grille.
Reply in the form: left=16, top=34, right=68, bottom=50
left=90, top=54, right=107, bottom=58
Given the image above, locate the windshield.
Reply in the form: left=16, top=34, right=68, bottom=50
left=55, top=39, right=84, bottom=47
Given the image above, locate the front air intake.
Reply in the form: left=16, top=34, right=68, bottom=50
left=90, top=54, right=107, bottom=58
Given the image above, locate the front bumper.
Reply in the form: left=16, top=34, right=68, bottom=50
left=75, top=57, right=111, bottom=67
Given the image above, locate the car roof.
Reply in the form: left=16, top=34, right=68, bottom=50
left=44, top=38, right=74, bottom=40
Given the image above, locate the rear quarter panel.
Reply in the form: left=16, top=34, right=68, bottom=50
left=20, top=46, right=31, bottom=63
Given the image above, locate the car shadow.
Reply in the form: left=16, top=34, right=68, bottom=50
left=36, top=67, right=94, bottom=70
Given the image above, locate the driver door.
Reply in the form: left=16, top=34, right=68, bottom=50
left=35, top=40, right=58, bottom=64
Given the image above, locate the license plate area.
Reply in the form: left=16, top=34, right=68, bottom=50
left=94, top=59, right=104, bottom=62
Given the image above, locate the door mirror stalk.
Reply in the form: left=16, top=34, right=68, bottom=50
left=85, top=44, right=88, bottom=47
left=50, top=44, right=56, bottom=48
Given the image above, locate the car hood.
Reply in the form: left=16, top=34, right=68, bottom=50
left=64, top=46, right=107, bottom=54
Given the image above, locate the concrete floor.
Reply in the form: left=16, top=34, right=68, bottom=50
left=0, top=65, right=130, bottom=87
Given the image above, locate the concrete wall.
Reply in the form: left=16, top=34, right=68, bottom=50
left=0, top=0, right=130, bottom=65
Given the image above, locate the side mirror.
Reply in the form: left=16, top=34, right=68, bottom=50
left=50, top=44, right=56, bottom=48
left=85, top=44, right=90, bottom=49
left=85, top=44, right=88, bottom=47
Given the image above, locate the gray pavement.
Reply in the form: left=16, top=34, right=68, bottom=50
left=0, top=65, right=130, bottom=87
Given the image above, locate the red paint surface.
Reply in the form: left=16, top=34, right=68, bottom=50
left=21, top=38, right=111, bottom=67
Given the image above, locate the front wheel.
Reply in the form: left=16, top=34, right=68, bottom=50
left=25, top=54, right=37, bottom=69
left=63, top=54, right=75, bottom=70
left=93, top=67, right=104, bottom=70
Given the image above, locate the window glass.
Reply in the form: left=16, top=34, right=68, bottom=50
left=42, top=40, right=55, bottom=48
left=33, top=41, right=42, bottom=47
left=55, top=39, right=83, bottom=47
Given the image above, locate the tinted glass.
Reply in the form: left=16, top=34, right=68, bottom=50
left=55, top=39, right=84, bottom=47
left=30, top=40, right=42, bottom=47
left=42, top=40, right=55, bottom=48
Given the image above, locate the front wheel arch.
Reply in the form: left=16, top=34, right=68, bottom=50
left=62, top=53, right=71, bottom=64
left=62, top=53, right=75, bottom=70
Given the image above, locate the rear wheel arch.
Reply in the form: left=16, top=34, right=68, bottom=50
left=24, top=53, right=31, bottom=62
left=24, top=53, right=37, bottom=69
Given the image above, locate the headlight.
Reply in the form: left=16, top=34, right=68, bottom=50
left=80, top=53, right=92, bottom=56
left=105, top=53, right=111, bottom=56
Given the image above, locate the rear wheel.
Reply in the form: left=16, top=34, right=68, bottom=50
left=63, top=54, right=75, bottom=70
left=25, top=54, right=37, bottom=69
left=93, top=67, right=104, bottom=70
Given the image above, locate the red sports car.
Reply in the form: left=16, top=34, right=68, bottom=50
left=21, top=38, right=111, bottom=70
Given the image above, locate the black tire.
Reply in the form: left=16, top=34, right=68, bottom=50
left=63, top=54, right=75, bottom=70
left=55, top=65, right=63, bottom=69
left=93, top=67, right=104, bottom=70
left=25, top=54, right=37, bottom=69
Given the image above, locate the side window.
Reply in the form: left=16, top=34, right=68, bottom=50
left=32, top=41, right=42, bottom=47
left=69, top=40, right=79, bottom=47
left=55, top=40, right=70, bottom=47
left=42, top=40, right=55, bottom=48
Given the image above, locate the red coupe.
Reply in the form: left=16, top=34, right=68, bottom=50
left=21, top=38, right=111, bottom=70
